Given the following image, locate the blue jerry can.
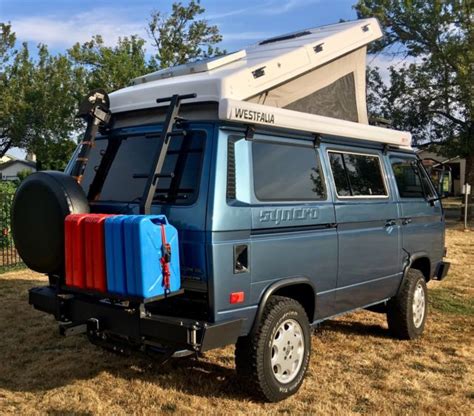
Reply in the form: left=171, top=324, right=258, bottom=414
left=123, top=215, right=142, bottom=296
left=128, top=215, right=180, bottom=298
left=104, top=215, right=127, bottom=294
left=104, top=215, right=180, bottom=299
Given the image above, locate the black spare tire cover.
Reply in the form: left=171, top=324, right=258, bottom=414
left=12, top=171, right=89, bottom=274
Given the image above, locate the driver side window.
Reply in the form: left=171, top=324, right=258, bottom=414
left=391, top=157, right=435, bottom=199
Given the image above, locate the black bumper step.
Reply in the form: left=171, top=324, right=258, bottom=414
left=29, top=286, right=242, bottom=352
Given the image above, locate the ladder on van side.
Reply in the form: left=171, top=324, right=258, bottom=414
left=138, top=93, right=197, bottom=215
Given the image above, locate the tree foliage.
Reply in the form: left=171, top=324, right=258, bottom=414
left=1, top=23, right=81, bottom=162
left=147, top=0, right=223, bottom=69
left=355, top=0, right=473, bottom=188
left=68, top=35, right=152, bottom=92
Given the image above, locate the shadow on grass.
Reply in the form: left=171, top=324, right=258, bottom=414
left=0, top=277, right=249, bottom=400
left=319, top=318, right=390, bottom=339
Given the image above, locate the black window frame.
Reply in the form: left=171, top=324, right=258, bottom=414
left=327, top=150, right=389, bottom=199
left=251, top=139, right=327, bottom=202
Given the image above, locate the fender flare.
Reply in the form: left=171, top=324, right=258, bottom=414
left=251, top=276, right=317, bottom=334
left=398, top=250, right=431, bottom=293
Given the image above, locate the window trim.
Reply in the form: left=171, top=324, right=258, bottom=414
left=251, top=139, right=327, bottom=203
left=327, top=149, right=390, bottom=200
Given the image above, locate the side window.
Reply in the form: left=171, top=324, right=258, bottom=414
left=329, top=151, right=387, bottom=197
left=391, top=157, right=435, bottom=199
left=252, top=141, right=325, bottom=201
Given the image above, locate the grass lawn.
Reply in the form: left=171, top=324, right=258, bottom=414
left=0, top=225, right=472, bottom=415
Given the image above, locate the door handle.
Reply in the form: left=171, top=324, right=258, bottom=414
left=402, top=218, right=412, bottom=225
left=385, top=219, right=397, bottom=227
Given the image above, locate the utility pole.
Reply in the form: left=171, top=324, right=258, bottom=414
left=463, top=183, right=471, bottom=231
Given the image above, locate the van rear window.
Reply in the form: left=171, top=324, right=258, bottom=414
left=329, top=151, right=387, bottom=197
left=80, top=130, right=205, bottom=205
left=252, top=141, right=325, bottom=201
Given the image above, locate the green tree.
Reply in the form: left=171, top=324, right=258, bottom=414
left=68, top=35, right=151, bottom=92
left=1, top=23, right=81, bottom=167
left=32, top=138, right=77, bottom=171
left=355, top=0, right=473, bottom=196
left=12, top=168, right=32, bottom=187
left=0, top=23, right=33, bottom=156
left=147, top=0, right=223, bottom=69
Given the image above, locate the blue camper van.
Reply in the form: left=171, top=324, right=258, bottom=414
left=13, top=19, right=450, bottom=402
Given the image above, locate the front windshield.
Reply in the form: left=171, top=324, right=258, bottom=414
left=79, top=128, right=206, bottom=205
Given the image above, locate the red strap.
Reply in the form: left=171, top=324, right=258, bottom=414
left=160, top=224, right=171, bottom=293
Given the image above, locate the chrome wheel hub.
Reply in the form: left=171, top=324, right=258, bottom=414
left=271, top=318, right=305, bottom=384
left=412, top=283, right=426, bottom=328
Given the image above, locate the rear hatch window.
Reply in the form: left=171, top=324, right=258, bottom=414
left=80, top=129, right=206, bottom=205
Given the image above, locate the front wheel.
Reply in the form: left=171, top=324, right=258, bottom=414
left=235, top=296, right=311, bottom=402
left=387, top=269, right=428, bottom=340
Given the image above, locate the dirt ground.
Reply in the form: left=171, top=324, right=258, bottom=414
left=0, top=225, right=472, bottom=415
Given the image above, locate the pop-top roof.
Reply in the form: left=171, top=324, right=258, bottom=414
left=109, top=18, right=412, bottom=149
left=110, top=18, right=382, bottom=114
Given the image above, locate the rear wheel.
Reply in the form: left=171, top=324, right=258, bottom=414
left=235, top=296, right=311, bottom=402
left=387, top=269, right=428, bottom=340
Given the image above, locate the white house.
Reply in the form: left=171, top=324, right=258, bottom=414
left=417, top=148, right=466, bottom=196
left=0, top=153, right=37, bottom=181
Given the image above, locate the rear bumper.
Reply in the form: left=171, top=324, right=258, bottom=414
left=29, top=286, right=242, bottom=352
left=433, top=261, right=450, bottom=281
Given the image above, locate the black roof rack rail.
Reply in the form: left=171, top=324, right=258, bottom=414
left=259, top=30, right=311, bottom=46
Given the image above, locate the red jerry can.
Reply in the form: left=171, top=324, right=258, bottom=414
left=65, top=214, right=90, bottom=288
left=84, top=214, right=113, bottom=292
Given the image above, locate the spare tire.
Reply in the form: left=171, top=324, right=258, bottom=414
left=12, top=171, right=89, bottom=274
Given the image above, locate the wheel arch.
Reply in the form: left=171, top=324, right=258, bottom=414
left=399, top=252, right=432, bottom=293
left=252, top=277, right=316, bottom=334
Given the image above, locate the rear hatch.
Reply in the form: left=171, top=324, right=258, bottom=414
left=68, top=121, right=215, bottom=293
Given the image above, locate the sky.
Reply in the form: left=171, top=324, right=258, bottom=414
left=0, top=0, right=370, bottom=159
left=1, top=0, right=359, bottom=54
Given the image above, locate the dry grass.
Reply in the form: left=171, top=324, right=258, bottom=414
left=0, top=226, right=472, bottom=415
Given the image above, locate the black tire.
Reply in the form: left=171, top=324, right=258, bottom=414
left=12, top=171, right=89, bottom=273
left=387, top=269, right=428, bottom=340
left=235, top=296, right=311, bottom=402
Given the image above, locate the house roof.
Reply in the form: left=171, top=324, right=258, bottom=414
left=0, top=159, right=37, bottom=170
